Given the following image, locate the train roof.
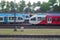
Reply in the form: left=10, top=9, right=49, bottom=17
left=37, top=14, right=46, bottom=17
left=32, top=13, right=60, bottom=18
left=0, top=13, right=30, bottom=17
left=0, top=13, right=14, bottom=17
left=6, top=14, right=14, bottom=17
left=33, top=13, right=47, bottom=17
left=16, top=13, right=23, bottom=17
left=0, top=14, right=6, bottom=17
left=36, top=13, right=60, bottom=16
left=49, top=14, right=60, bottom=16
left=0, top=13, right=60, bottom=17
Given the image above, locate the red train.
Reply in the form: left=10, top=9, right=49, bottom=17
left=29, top=13, right=60, bottom=25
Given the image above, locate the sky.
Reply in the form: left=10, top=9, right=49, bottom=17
left=0, top=0, right=49, bottom=4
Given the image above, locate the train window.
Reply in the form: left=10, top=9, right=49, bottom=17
left=30, top=15, right=32, bottom=17
left=38, top=17, right=45, bottom=21
left=26, top=16, right=29, bottom=18
left=55, top=18, right=60, bottom=21
left=9, top=17, right=15, bottom=20
left=0, top=17, right=3, bottom=20
left=18, top=17, right=23, bottom=20
left=9, top=17, right=12, bottom=20
left=31, top=17, right=36, bottom=21
left=48, top=17, right=51, bottom=21
left=42, top=17, right=45, bottom=20
left=38, top=17, right=41, bottom=21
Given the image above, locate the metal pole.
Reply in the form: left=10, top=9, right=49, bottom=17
left=14, top=0, right=17, bottom=31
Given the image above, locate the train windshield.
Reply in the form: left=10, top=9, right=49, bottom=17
left=31, top=17, right=36, bottom=21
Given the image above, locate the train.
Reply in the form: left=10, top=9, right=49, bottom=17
left=0, top=13, right=31, bottom=24
left=29, top=13, right=60, bottom=25
left=0, top=13, right=60, bottom=25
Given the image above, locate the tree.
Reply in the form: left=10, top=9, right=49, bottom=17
left=10, top=1, right=18, bottom=13
left=10, top=1, right=14, bottom=10
left=0, top=2, right=2, bottom=12
left=41, top=2, right=50, bottom=12
left=36, top=1, right=41, bottom=6
left=53, top=5, right=60, bottom=12
left=5, top=1, right=10, bottom=12
left=32, top=2, right=37, bottom=9
left=24, top=7, right=32, bottom=13
left=48, top=0, right=56, bottom=6
left=27, top=1, right=31, bottom=7
left=59, top=0, right=60, bottom=6
left=58, top=0, right=60, bottom=6
left=13, top=3, right=18, bottom=12
left=0, top=0, right=6, bottom=12
left=18, top=0, right=26, bottom=12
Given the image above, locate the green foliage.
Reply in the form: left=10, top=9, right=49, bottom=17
left=27, top=2, right=31, bottom=7
left=36, top=1, right=41, bottom=6
left=32, top=2, right=37, bottom=9
left=5, top=1, right=10, bottom=12
left=0, top=0, right=60, bottom=13
left=6, top=1, right=10, bottom=8
left=18, top=0, right=26, bottom=12
left=58, top=0, right=60, bottom=6
left=48, top=0, right=56, bottom=6
left=0, top=0, right=6, bottom=12
left=41, top=2, right=50, bottom=12
left=10, top=1, right=14, bottom=9
left=1, top=1, right=6, bottom=8
left=53, top=5, right=60, bottom=12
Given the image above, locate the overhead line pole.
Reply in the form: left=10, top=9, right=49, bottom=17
left=14, top=0, right=17, bottom=31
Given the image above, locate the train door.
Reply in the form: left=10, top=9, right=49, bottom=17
left=4, top=17, right=8, bottom=23
left=47, top=17, right=52, bottom=24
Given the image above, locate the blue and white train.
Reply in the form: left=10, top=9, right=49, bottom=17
left=0, top=13, right=31, bottom=24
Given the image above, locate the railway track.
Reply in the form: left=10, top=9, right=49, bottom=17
left=0, top=23, right=60, bottom=29
left=0, top=35, right=60, bottom=38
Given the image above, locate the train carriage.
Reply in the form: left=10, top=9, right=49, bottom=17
left=29, top=13, right=60, bottom=25
left=7, top=13, right=25, bottom=24
left=46, top=14, right=60, bottom=25
left=0, top=13, right=25, bottom=24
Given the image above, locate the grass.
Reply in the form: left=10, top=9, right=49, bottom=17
left=0, top=29, right=60, bottom=35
